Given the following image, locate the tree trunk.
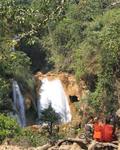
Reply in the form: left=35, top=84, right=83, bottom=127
left=49, top=122, right=53, bottom=135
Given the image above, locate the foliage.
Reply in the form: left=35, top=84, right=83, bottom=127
left=0, top=0, right=120, bottom=126
left=0, top=114, right=21, bottom=142
left=40, top=103, right=61, bottom=135
left=0, top=77, right=12, bottom=112
left=0, top=0, right=35, bottom=111
left=13, top=126, right=65, bottom=147
left=14, top=128, right=48, bottom=147
left=0, top=41, right=34, bottom=111
left=73, top=8, right=120, bottom=113
left=42, top=0, right=113, bottom=72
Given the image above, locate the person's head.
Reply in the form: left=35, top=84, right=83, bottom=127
left=98, top=118, right=104, bottom=126
left=88, top=116, right=94, bottom=123
left=94, top=117, right=99, bottom=123
left=105, top=117, right=111, bottom=124
left=94, top=117, right=104, bottom=124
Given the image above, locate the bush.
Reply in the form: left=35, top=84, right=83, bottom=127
left=14, top=127, right=65, bottom=147
left=14, top=128, right=49, bottom=147
left=40, top=103, right=61, bottom=135
left=0, top=114, right=21, bottom=142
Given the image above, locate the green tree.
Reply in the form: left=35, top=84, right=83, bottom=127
left=0, top=114, right=21, bottom=142
left=73, top=8, right=120, bottom=113
left=40, top=103, right=61, bottom=135
left=0, top=0, right=119, bottom=117
left=0, top=0, right=36, bottom=112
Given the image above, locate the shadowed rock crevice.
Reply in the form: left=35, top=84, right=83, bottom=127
left=69, top=95, right=79, bottom=103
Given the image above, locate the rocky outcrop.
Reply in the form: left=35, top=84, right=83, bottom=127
left=34, top=72, right=87, bottom=126
left=1, top=138, right=118, bottom=150
left=34, top=72, right=87, bottom=99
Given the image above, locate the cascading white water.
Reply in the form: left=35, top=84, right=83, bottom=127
left=38, top=78, right=72, bottom=123
left=12, top=80, right=26, bottom=127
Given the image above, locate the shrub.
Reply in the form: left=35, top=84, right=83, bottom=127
left=14, top=127, right=65, bottom=147
left=40, top=103, right=61, bottom=135
left=14, top=128, right=49, bottom=147
left=0, top=114, right=21, bottom=142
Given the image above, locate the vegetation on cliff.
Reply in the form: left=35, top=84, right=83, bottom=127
left=0, top=0, right=120, bottom=145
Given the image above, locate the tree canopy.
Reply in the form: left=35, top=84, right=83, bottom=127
left=0, top=0, right=120, bottom=115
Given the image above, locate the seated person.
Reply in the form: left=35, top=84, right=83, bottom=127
left=93, top=117, right=104, bottom=142
left=85, top=116, right=94, bottom=140
left=102, top=117, right=114, bottom=142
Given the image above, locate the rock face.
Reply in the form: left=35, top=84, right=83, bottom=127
left=116, top=109, right=120, bottom=117
left=0, top=142, right=82, bottom=150
left=35, top=72, right=85, bottom=100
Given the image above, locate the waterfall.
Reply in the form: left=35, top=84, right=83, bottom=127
left=38, top=78, right=72, bottom=123
left=12, top=80, right=26, bottom=127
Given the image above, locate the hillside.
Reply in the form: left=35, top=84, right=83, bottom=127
left=0, top=0, right=120, bottom=149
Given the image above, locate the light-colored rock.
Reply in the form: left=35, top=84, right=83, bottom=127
left=36, top=143, right=51, bottom=150
left=59, top=144, right=71, bottom=150
left=0, top=143, right=35, bottom=150
left=70, top=143, right=81, bottom=150
left=0, top=145, right=24, bottom=150
left=118, top=142, right=120, bottom=150
left=35, top=72, right=83, bottom=100
left=116, top=109, right=120, bottom=117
